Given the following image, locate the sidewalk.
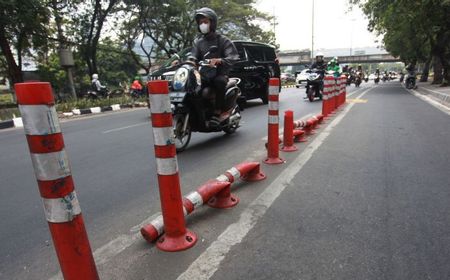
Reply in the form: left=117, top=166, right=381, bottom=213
left=414, top=81, right=450, bottom=107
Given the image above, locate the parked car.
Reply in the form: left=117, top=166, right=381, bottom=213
left=149, top=41, right=280, bottom=104
left=281, top=73, right=295, bottom=82
left=295, top=69, right=309, bottom=87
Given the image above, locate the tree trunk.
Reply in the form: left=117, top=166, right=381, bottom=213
left=420, top=58, right=431, bottom=82
left=0, top=25, right=23, bottom=86
left=440, top=54, right=449, bottom=86
left=432, top=55, right=443, bottom=84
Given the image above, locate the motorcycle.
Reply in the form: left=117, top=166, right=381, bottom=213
left=130, top=88, right=145, bottom=99
left=355, top=71, right=362, bottom=87
left=374, top=74, right=380, bottom=84
left=405, top=71, right=416, bottom=89
left=168, top=47, right=242, bottom=152
left=382, top=73, right=388, bottom=82
left=346, top=73, right=355, bottom=86
left=305, top=68, right=324, bottom=102
left=86, top=87, right=110, bottom=99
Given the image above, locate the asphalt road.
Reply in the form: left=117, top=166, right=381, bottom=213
left=1, top=81, right=449, bottom=280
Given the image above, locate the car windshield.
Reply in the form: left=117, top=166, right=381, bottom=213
left=160, top=48, right=192, bottom=68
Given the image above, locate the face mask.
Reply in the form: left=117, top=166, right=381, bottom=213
left=199, top=23, right=210, bottom=34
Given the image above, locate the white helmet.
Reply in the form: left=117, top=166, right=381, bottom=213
left=315, top=52, right=324, bottom=58
left=92, top=73, right=98, bottom=79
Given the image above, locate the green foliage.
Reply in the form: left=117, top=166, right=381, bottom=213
left=0, top=93, right=13, bottom=104
left=354, top=0, right=450, bottom=84
left=54, top=95, right=142, bottom=111
left=37, top=53, right=67, bottom=93
left=0, top=107, right=20, bottom=121
left=349, top=0, right=450, bottom=81
left=122, top=0, right=275, bottom=61
left=96, top=39, right=139, bottom=87
left=0, top=0, right=50, bottom=83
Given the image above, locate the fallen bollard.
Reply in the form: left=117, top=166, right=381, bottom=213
left=141, top=162, right=265, bottom=243
left=15, top=82, right=99, bottom=280
left=147, top=80, right=197, bottom=252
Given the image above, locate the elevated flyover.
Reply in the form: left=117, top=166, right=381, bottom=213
left=278, top=51, right=400, bottom=66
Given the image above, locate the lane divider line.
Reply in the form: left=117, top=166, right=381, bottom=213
left=176, top=87, right=373, bottom=280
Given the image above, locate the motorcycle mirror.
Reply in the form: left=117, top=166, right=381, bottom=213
left=203, top=46, right=218, bottom=58
left=208, top=46, right=218, bottom=53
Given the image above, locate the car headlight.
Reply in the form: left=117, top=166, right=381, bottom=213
left=173, top=68, right=189, bottom=91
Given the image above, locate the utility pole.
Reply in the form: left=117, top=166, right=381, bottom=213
left=311, top=0, right=315, bottom=62
left=273, top=5, right=277, bottom=45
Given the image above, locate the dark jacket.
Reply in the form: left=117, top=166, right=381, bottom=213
left=310, top=61, right=327, bottom=71
left=191, top=32, right=238, bottom=76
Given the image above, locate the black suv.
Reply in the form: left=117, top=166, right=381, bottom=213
left=149, top=41, right=280, bottom=104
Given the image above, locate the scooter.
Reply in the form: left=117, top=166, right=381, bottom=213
left=169, top=47, right=242, bottom=152
left=405, top=71, right=416, bottom=89
left=130, top=88, right=145, bottom=99
left=305, top=68, right=324, bottom=102
left=355, top=71, right=362, bottom=87
left=86, top=87, right=110, bottom=99
left=374, top=74, right=380, bottom=84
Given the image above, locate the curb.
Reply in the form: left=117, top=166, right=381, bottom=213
left=0, top=102, right=148, bottom=130
left=409, top=84, right=450, bottom=107
left=281, top=85, right=297, bottom=89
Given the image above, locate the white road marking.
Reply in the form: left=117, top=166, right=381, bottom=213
left=48, top=88, right=371, bottom=280
left=176, top=88, right=373, bottom=280
left=102, top=122, right=148, bottom=134
left=48, top=213, right=161, bottom=280
left=409, top=88, right=450, bottom=116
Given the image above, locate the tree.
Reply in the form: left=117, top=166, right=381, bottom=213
left=120, top=0, right=275, bottom=73
left=95, top=39, right=139, bottom=87
left=349, top=0, right=450, bottom=85
left=69, top=0, right=123, bottom=75
left=0, top=0, right=49, bottom=85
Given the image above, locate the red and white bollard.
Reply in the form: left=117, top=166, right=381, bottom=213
left=321, top=83, right=329, bottom=118
left=208, top=162, right=265, bottom=207
left=141, top=162, right=265, bottom=243
left=340, top=75, right=347, bottom=106
left=264, top=78, right=284, bottom=164
left=146, top=80, right=197, bottom=252
left=281, top=110, right=297, bottom=152
left=324, top=75, right=335, bottom=116
left=15, top=82, right=99, bottom=280
left=334, top=76, right=341, bottom=111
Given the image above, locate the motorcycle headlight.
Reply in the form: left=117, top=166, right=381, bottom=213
left=173, top=68, right=189, bottom=91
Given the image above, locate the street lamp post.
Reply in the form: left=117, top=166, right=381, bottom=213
left=349, top=18, right=356, bottom=57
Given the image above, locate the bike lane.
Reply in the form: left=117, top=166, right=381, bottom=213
left=193, top=83, right=450, bottom=280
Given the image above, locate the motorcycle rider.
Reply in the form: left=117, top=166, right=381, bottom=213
left=310, top=52, right=327, bottom=71
left=130, top=76, right=143, bottom=97
left=91, top=73, right=107, bottom=95
left=306, top=52, right=327, bottom=95
left=327, top=57, right=341, bottom=79
left=357, top=64, right=365, bottom=79
left=190, top=7, right=239, bottom=125
left=405, top=63, right=417, bottom=88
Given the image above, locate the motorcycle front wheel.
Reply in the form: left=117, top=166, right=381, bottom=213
left=307, top=88, right=315, bottom=102
left=223, top=108, right=241, bottom=134
left=173, top=114, right=191, bottom=152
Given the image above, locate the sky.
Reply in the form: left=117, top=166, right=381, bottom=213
left=255, top=0, right=382, bottom=52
